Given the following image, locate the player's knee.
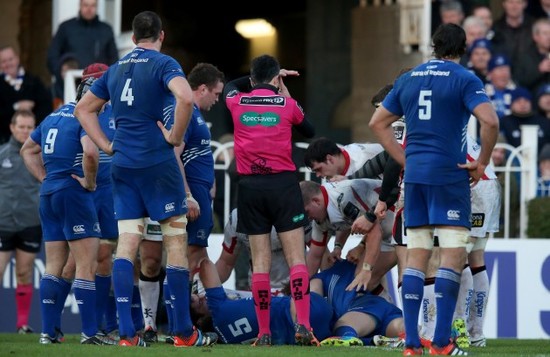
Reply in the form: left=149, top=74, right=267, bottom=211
left=436, top=228, right=469, bottom=248
left=471, top=236, right=488, bottom=251
left=118, top=218, right=145, bottom=236
left=406, top=228, right=434, bottom=250
left=160, top=216, right=187, bottom=237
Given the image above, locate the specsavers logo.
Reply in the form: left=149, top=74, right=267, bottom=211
left=240, top=112, right=280, bottom=127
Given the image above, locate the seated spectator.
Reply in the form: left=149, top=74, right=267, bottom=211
left=472, top=4, right=495, bottom=40
left=536, top=83, right=550, bottom=118
left=492, top=0, right=535, bottom=81
left=467, top=38, right=492, bottom=84
left=485, top=54, right=517, bottom=120
left=500, top=86, right=550, bottom=153
left=0, top=46, right=52, bottom=144
left=460, top=15, right=489, bottom=67
left=537, top=144, right=550, bottom=196
left=432, top=0, right=470, bottom=35
left=514, top=18, right=550, bottom=94
left=440, top=0, right=465, bottom=26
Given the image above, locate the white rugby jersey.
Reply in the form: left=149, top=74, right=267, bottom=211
left=339, top=143, right=384, bottom=176
left=310, top=179, right=395, bottom=247
left=466, top=135, right=497, bottom=180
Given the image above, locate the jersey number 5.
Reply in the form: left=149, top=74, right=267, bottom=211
left=228, top=317, right=252, bottom=337
left=418, top=90, right=432, bottom=120
left=120, top=78, right=135, bottom=106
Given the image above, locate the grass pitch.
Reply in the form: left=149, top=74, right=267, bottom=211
left=1, top=334, right=549, bottom=356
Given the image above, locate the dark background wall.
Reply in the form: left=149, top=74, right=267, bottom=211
left=9, top=0, right=420, bottom=145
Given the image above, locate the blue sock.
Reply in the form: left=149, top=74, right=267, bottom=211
left=361, top=337, right=374, bottom=345
left=105, top=292, right=118, bottom=333
left=166, top=265, right=192, bottom=336
left=402, top=268, right=425, bottom=348
left=73, top=279, right=98, bottom=337
left=132, top=285, right=144, bottom=331
left=39, top=274, right=63, bottom=338
left=432, top=268, right=461, bottom=347
left=112, top=258, right=135, bottom=338
left=95, top=274, right=111, bottom=330
left=334, top=325, right=358, bottom=337
left=55, top=278, right=72, bottom=332
left=163, top=277, right=174, bottom=334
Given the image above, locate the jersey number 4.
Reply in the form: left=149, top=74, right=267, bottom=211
left=120, top=78, right=135, bottom=106
left=418, top=90, right=432, bottom=120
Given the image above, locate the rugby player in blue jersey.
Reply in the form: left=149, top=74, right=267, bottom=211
left=21, top=77, right=115, bottom=346
left=74, top=11, right=216, bottom=347
left=369, top=23, right=499, bottom=356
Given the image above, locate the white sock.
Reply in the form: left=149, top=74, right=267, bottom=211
left=468, top=267, right=489, bottom=339
left=453, top=266, right=473, bottom=323
left=139, top=277, right=160, bottom=331
left=420, top=280, right=436, bottom=341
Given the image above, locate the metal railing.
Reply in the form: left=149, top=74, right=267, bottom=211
left=212, top=128, right=539, bottom=238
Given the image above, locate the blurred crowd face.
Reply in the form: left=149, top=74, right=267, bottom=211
left=510, top=97, right=532, bottom=115
left=0, top=47, right=20, bottom=78
left=80, top=0, right=98, bottom=21
left=441, top=9, right=464, bottom=26
left=464, top=19, right=487, bottom=46
left=489, top=66, right=511, bottom=89
left=533, top=21, right=550, bottom=51
left=10, top=114, right=35, bottom=144
left=503, top=0, right=527, bottom=20
left=470, top=48, right=491, bottom=72
left=473, top=6, right=493, bottom=30
left=492, top=147, right=507, bottom=166
left=537, top=94, right=550, bottom=116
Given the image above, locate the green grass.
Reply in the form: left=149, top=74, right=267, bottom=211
left=1, top=334, right=550, bottom=356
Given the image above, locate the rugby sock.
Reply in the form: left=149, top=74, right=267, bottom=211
left=166, top=265, right=193, bottom=336
left=15, top=283, right=33, bottom=328
left=163, top=277, right=174, bottom=335
left=55, top=278, right=72, bottom=332
left=420, top=277, right=436, bottom=341
left=112, top=258, right=135, bottom=338
left=454, top=265, right=473, bottom=322
left=251, top=272, right=271, bottom=336
left=468, top=265, right=489, bottom=339
left=334, top=325, right=358, bottom=337
left=104, top=291, right=118, bottom=333
left=95, top=274, right=111, bottom=330
left=432, top=268, right=461, bottom=348
left=131, top=285, right=144, bottom=331
left=397, top=281, right=403, bottom=306
left=139, top=273, right=160, bottom=331
left=401, top=268, right=425, bottom=348
left=290, top=264, right=311, bottom=329
left=39, top=274, right=63, bottom=338
left=73, top=279, right=98, bottom=337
